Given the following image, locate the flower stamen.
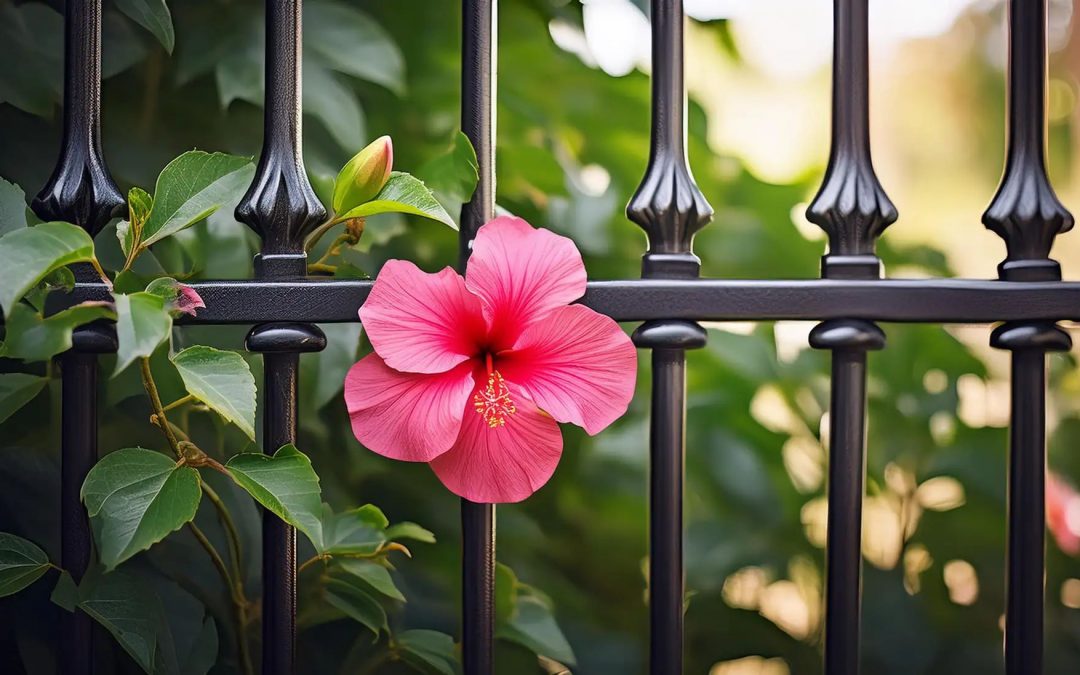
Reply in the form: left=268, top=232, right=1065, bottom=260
left=473, top=369, right=515, bottom=428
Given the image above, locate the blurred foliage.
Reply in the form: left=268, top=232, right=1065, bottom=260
left=2, top=0, right=1080, bottom=673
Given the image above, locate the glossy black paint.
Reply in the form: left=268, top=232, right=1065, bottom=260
left=48, top=277, right=1080, bottom=325
left=35, top=1, right=1077, bottom=674
left=459, top=1, right=497, bottom=672
left=628, top=1, right=712, bottom=671
left=807, top=2, right=895, bottom=673
left=233, top=1, right=327, bottom=672
left=32, top=0, right=124, bottom=233
left=30, top=2, right=122, bottom=673
left=807, top=0, right=896, bottom=268
left=983, top=3, right=1075, bottom=674
left=811, top=320, right=884, bottom=675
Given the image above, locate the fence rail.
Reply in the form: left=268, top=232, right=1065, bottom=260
left=30, top=0, right=1071, bottom=673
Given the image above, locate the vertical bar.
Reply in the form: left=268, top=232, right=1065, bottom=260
left=649, top=348, right=688, bottom=672
left=824, top=351, right=865, bottom=675
left=805, top=3, right=895, bottom=673
left=982, top=2, right=1073, bottom=671
left=31, top=2, right=124, bottom=674
left=628, top=2, right=712, bottom=673
left=808, top=324, right=884, bottom=675
left=60, top=353, right=97, bottom=675
left=1006, top=347, right=1047, bottom=674
left=235, top=1, right=328, bottom=673
left=459, top=1, right=497, bottom=672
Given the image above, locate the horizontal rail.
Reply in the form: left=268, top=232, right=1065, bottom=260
left=48, top=278, right=1080, bottom=324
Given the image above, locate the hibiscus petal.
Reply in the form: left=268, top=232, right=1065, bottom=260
left=500, top=304, right=638, bottom=435
left=345, top=353, right=475, bottom=462
left=360, top=260, right=486, bottom=374
left=465, top=216, right=587, bottom=349
left=430, top=388, right=562, bottom=503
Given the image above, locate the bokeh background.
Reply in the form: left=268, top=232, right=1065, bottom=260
left=3, top=0, right=1080, bottom=673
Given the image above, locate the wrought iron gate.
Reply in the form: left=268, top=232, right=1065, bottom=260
left=35, top=0, right=1078, bottom=673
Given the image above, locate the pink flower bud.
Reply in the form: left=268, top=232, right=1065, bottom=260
left=332, top=136, right=393, bottom=216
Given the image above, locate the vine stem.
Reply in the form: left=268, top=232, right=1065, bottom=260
left=139, top=357, right=253, bottom=675
left=188, top=522, right=254, bottom=675
left=139, top=357, right=182, bottom=457
left=304, top=214, right=346, bottom=253
left=162, top=393, right=195, bottom=413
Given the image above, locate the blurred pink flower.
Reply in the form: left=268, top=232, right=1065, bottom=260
left=344, top=216, right=637, bottom=503
left=1047, top=472, right=1080, bottom=556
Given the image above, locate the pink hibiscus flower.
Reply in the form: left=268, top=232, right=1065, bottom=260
left=344, top=216, right=638, bottom=503
left=1047, top=472, right=1080, bottom=556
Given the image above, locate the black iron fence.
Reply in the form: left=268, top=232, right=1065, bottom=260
left=32, top=0, right=1077, bottom=673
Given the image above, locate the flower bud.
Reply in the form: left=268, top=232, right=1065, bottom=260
left=145, top=277, right=206, bottom=317
left=333, top=135, right=393, bottom=216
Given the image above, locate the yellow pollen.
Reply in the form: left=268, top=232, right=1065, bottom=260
left=473, top=370, right=515, bottom=428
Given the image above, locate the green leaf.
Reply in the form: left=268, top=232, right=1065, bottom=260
left=496, top=596, right=576, bottom=666
left=339, top=172, right=456, bottom=229
left=119, top=186, right=154, bottom=259
left=170, top=346, right=256, bottom=440
left=304, top=61, right=366, bottom=153
left=51, top=570, right=78, bottom=611
left=323, top=576, right=388, bottom=637
left=226, top=445, right=322, bottom=547
left=0, top=301, right=116, bottom=363
left=397, top=630, right=459, bottom=675
left=335, top=559, right=405, bottom=602
left=115, top=0, right=175, bottom=53
left=139, top=151, right=254, bottom=249
left=384, top=521, right=436, bottom=544
left=420, top=131, right=479, bottom=204
left=0, top=532, right=51, bottom=597
left=0, top=3, right=63, bottom=117
left=78, top=571, right=160, bottom=673
left=114, top=292, right=172, bottom=375
left=318, top=504, right=386, bottom=556
left=304, top=0, right=405, bottom=95
left=0, top=177, right=31, bottom=235
left=0, top=373, right=49, bottom=424
left=494, top=563, right=518, bottom=625
left=0, top=221, right=96, bottom=315
left=81, top=448, right=202, bottom=570
left=180, top=617, right=218, bottom=675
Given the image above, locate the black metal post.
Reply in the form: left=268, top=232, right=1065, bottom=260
left=31, top=1, right=124, bottom=673
left=236, top=1, right=327, bottom=673
left=982, top=2, right=1074, bottom=672
left=459, top=1, right=497, bottom=672
left=805, top=2, right=896, bottom=673
left=628, top=1, right=712, bottom=672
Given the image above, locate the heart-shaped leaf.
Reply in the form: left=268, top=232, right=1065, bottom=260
left=81, top=448, right=202, bottom=570
left=334, top=559, right=405, bottom=602
left=139, top=151, right=253, bottom=249
left=0, top=532, right=51, bottom=597
left=0, top=221, right=96, bottom=315
left=339, top=172, right=456, bottom=229
left=114, top=292, right=172, bottom=375
left=0, top=301, right=116, bottom=363
left=0, top=373, right=49, bottom=424
left=170, top=346, right=256, bottom=440
left=76, top=571, right=164, bottom=674
left=323, top=575, right=388, bottom=637
left=397, top=630, right=459, bottom=675
left=419, top=131, right=478, bottom=204
left=0, top=177, right=32, bottom=235
left=115, top=0, right=174, bottom=53
left=318, top=504, right=386, bottom=556
left=226, top=445, right=322, bottom=547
